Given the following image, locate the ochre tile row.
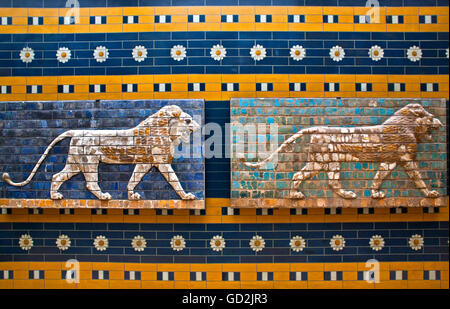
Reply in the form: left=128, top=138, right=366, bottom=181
left=0, top=75, right=448, bottom=101
left=0, top=6, right=448, bottom=33
left=0, top=261, right=447, bottom=289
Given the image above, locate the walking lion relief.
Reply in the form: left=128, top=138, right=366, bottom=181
left=0, top=100, right=205, bottom=209
left=231, top=98, right=447, bottom=208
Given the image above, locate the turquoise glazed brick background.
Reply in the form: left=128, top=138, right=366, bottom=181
left=231, top=98, right=447, bottom=200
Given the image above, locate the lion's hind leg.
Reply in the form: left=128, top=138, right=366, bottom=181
left=290, top=162, right=323, bottom=199
left=80, top=159, right=112, bottom=200
left=327, top=162, right=357, bottom=199
left=50, top=155, right=81, bottom=200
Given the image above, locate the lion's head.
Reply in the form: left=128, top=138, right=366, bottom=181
left=158, top=105, right=201, bottom=143
left=393, top=103, right=443, bottom=141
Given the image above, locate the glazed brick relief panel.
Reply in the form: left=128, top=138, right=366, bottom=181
left=0, top=99, right=205, bottom=209
left=231, top=98, right=447, bottom=208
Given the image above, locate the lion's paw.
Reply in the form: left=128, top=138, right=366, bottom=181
left=51, top=192, right=64, bottom=200
left=128, top=192, right=142, bottom=200
left=290, top=191, right=305, bottom=199
left=371, top=190, right=385, bottom=199
left=427, top=190, right=440, bottom=198
left=100, top=192, right=112, bottom=200
left=344, top=191, right=357, bottom=199
left=182, top=193, right=196, bottom=200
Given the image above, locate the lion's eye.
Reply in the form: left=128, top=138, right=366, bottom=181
left=185, top=119, right=191, bottom=124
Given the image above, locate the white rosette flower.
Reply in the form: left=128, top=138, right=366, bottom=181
left=56, top=234, right=71, bottom=251
left=20, top=47, right=35, bottom=63
left=171, top=235, right=186, bottom=251
left=131, top=235, right=147, bottom=252
left=132, top=45, right=147, bottom=62
left=19, top=234, right=33, bottom=251
left=407, top=46, right=422, bottom=62
left=329, top=45, right=345, bottom=62
left=409, top=234, right=424, bottom=251
left=290, top=45, right=306, bottom=61
left=56, top=47, right=71, bottom=63
left=250, top=44, right=266, bottom=61
left=290, top=235, right=306, bottom=252
left=93, top=235, right=109, bottom=251
left=330, top=235, right=345, bottom=251
left=170, top=45, right=186, bottom=61
left=93, top=46, right=109, bottom=63
left=368, top=45, right=384, bottom=61
left=210, top=235, right=226, bottom=252
left=249, top=235, right=265, bottom=252
left=210, top=44, right=226, bottom=61
left=369, top=235, right=385, bottom=251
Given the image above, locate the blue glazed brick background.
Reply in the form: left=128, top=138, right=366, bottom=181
left=0, top=99, right=205, bottom=200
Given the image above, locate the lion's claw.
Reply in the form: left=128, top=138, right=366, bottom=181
left=343, top=191, right=357, bottom=199
left=128, top=192, right=142, bottom=200
left=371, top=190, right=385, bottom=199
left=182, top=193, right=196, bottom=200
left=100, top=192, right=112, bottom=200
left=427, top=190, right=440, bottom=198
left=290, top=191, right=306, bottom=199
left=51, top=192, right=64, bottom=200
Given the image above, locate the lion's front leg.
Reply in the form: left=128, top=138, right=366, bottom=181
left=400, top=160, right=440, bottom=198
left=127, top=164, right=153, bottom=200
left=157, top=163, right=196, bottom=200
left=371, top=162, right=397, bottom=199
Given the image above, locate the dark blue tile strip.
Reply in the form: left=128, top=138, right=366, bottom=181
left=0, top=31, right=448, bottom=77
left=0, top=221, right=447, bottom=264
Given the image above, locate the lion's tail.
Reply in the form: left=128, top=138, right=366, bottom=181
left=2, top=130, right=75, bottom=187
left=244, top=127, right=315, bottom=169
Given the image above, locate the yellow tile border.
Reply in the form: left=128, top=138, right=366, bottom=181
left=0, top=261, right=447, bottom=289
left=0, top=6, right=447, bottom=34
left=0, top=74, right=448, bottom=101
